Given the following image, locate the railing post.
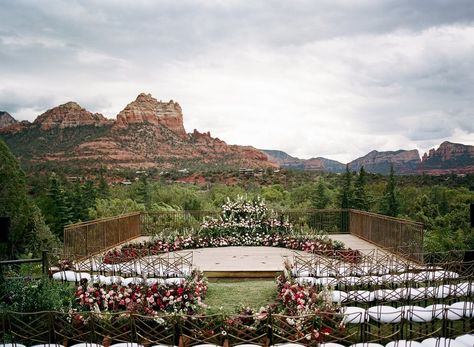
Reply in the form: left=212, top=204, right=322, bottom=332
left=42, top=250, right=49, bottom=276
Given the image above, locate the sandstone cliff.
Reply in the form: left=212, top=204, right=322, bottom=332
left=348, top=149, right=421, bottom=174
left=0, top=111, right=17, bottom=128
left=0, top=93, right=274, bottom=172
left=419, top=141, right=474, bottom=174
left=33, top=101, right=112, bottom=130
left=262, top=149, right=345, bottom=173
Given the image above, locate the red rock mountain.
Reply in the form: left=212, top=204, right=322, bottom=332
left=0, top=93, right=274, bottom=172
left=348, top=149, right=421, bottom=175
left=418, top=141, right=474, bottom=174
left=33, top=102, right=112, bottom=130
left=0, top=111, right=17, bottom=128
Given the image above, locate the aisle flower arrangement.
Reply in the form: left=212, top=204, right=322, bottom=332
left=74, top=270, right=207, bottom=316
left=271, top=260, right=345, bottom=344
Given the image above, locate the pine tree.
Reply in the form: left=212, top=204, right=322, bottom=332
left=137, top=176, right=152, bottom=210
left=340, top=165, right=353, bottom=208
left=97, top=170, right=110, bottom=199
left=45, top=174, right=72, bottom=239
left=0, top=140, right=30, bottom=257
left=353, top=166, right=370, bottom=211
left=312, top=179, right=330, bottom=209
left=380, top=164, right=399, bottom=217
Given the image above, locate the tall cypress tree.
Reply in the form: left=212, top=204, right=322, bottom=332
left=312, top=179, right=330, bottom=209
left=45, top=174, right=72, bottom=239
left=380, top=164, right=399, bottom=217
left=340, top=165, right=353, bottom=208
left=97, top=170, right=110, bottom=199
left=0, top=140, right=30, bottom=257
left=353, top=166, right=370, bottom=211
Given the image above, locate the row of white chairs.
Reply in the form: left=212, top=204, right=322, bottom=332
left=51, top=271, right=185, bottom=286
left=341, top=302, right=474, bottom=324
left=3, top=335, right=473, bottom=346
left=73, top=255, right=193, bottom=276
left=295, top=271, right=461, bottom=288
left=326, top=283, right=473, bottom=303
left=292, top=263, right=459, bottom=278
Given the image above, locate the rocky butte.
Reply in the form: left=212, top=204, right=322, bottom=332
left=0, top=93, right=274, bottom=172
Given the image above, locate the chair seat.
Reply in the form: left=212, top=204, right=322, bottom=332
left=343, top=306, right=367, bottom=324
left=385, top=340, right=424, bottom=347
left=450, top=301, right=474, bottom=318
left=319, top=343, right=345, bottom=347
left=164, top=277, right=185, bottom=285
left=426, top=304, right=447, bottom=320
left=347, top=290, right=375, bottom=303
left=103, top=275, right=124, bottom=285
left=331, top=290, right=348, bottom=303
left=421, top=337, right=465, bottom=347
left=110, top=344, right=143, bottom=347
left=454, top=334, right=474, bottom=347
left=70, top=344, right=103, bottom=347
left=400, top=305, right=433, bottom=323
left=350, top=343, right=384, bottom=347
left=368, top=305, right=403, bottom=323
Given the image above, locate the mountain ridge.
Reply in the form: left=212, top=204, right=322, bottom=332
left=1, top=97, right=473, bottom=175
left=0, top=93, right=274, bottom=172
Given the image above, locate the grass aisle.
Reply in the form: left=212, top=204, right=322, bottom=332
left=204, top=279, right=278, bottom=313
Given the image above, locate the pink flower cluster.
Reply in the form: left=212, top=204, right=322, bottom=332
left=103, top=234, right=360, bottom=264
left=75, top=270, right=207, bottom=315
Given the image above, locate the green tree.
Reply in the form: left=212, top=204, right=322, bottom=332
left=44, top=174, right=72, bottom=239
left=340, top=165, right=353, bottom=209
left=380, top=164, right=399, bottom=216
left=137, top=176, right=151, bottom=210
left=97, top=170, right=110, bottom=199
left=0, top=140, right=31, bottom=257
left=0, top=140, right=57, bottom=258
left=353, top=166, right=370, bottom=211
left=89, top=198, right=145, bottom=219
left=312, top=180, right=330, bottom=209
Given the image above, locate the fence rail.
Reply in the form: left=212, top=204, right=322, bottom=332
left=348, top=209, right=424, bottom=263
left=63, top=213, right=141, bottom=258
left=64, top=209, right=423, bottom=261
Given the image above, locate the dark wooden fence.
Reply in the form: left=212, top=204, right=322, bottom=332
left=64, top=209, right=423, bottom=261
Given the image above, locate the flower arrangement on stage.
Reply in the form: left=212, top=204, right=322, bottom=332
left=200, top=196, right=293, bottom=237
left=74, top=270, right=207, bottom=316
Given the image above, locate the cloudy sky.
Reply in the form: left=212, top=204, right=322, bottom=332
left=1, top=0, right=473, bottom=162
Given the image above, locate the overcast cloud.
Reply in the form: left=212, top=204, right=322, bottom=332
left=1, top=0, right=473, bottom=162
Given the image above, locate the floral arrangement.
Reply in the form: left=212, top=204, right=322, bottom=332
left=271, top=260, right=345, bottom=343
left=74, top=270, right=207, bottom=316
left=200, top=196, right=292, bottom=237
left=103, top=233, right=360, bottom=264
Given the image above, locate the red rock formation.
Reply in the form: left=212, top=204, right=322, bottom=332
left=418, top=141, right=474, bottom=174
left=0, top=111, right=17, bottom=128
left=349, top=149, right=421, bottom=174
left=0, top=93, right=275, bottom=171
left=115, top=93, right=187, bottom=139
left=34, top=102, right=111, bottom=130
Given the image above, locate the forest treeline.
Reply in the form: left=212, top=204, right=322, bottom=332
left=1, top=139, right=473, bottom=258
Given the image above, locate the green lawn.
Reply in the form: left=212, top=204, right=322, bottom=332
left=204, top=279, right=278, bottom=313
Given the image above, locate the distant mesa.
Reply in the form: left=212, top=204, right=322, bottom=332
left=0, top=93, right=274, bottom=172
left=0, top=95, right=473, bottom=175
left=0, top=111, right=17, bottom=128
left=261, top=149, right=346, bottom=173
left=348, top=149, right=421, bottom=175
left=418, top=141, right=474, bottom=174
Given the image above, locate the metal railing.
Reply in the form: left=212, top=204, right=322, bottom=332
left=63, top=209, right=423, bottom=261
left=348, top=210, right=424, bottom=262
left=63, top=213, right=141, bottom=258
